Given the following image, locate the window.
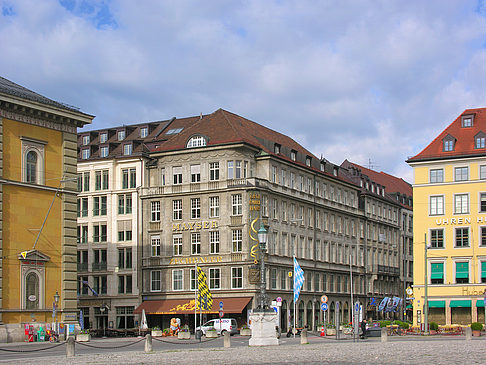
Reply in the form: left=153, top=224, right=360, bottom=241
left=476, top=136, right=486, bottom=149
left=235, top=161, right=242, bottom=178
left=173, top=166, right=182, bottom=185
left=271, top=269, right=277, bottom=289
left=116, top=306, right=134, bottom=329
left=117, top=221, right=132, bottom=241
left=78, top=172, right=90, bottom=192
left=455, top=167, right=468, bottom=181
left=209, top=162, right=219, bottom=181
left=93, top=196, right=107, bottom=216
left=227, top=161, right=234, bottom=179
left=173, top=234, right=182, bottom=256
left=93, top=223, right=107, bottom=243
left=232, top=229, right=242, bottom=252
left=443, top=139, right=454, bottom=152
left=82, top=149, right=90, bottom=159
left=232, top=194, right=242, bottom=215
left=151, top=270, right=161, bottom=291
left=455, top=227, right=469, bottom=247
left=291, top=150, right=297, bottom=161
left=151, top=201, right=161, bottom=221
left=191, top=198, right=200, bottom=219
left=93, top=276, right=107, bottom=295
left=25, top=271, right=40, bottom=309
left=118, top=194, right=132, bottom=214
left=190, top=269, right=197, bottom=290
left=118, top=130, right=125, bottom=141
left=173, top=270, right=183, bottom=291
left=306, top=156, right=311, bottom=167
left=77, top=225, right=88, bottom=243
left=462, top=115, right=473, bottom=127
left=99, top=132, right=108, bottom=143
left=281, top=270, right=287, bottom=289
left=210, top=231, right=220, bottom=254
left=166, top=127, right=183, bottom=135
left=118, top=275, right=132, bottom=294
left=78, top=197, right=88, bottom=217
left=430, top=229, right=444, bottom=248
left=455, top=262, right=469, bottom=283
left=191, top=164, right=201, bottom=183
left=481, top=227, right=486, bottom=246
left=281, top=170, right=287, bottom=186
left=430, top=169, right=444, bottom=183
left=79, top=276, right=89, bottom=296
left=122, top=168, right=136, bottom=188
left=191, top=232, right=201, bottom=254
left=209, top=196, right=219, bottom=217
left=274, top=144, right=281, bottom=154
left=100, top=146, right=109, bottom=158
left=26, top=151, right=38, bottom=183
left=123, top=144, right=132, bottom=156
left=118, top=248, right=132, bottom=269
left=454, top=194, right=469, bottom=214
left=232, top=267, right=243, bottom=289
left=186, top=135, right=206, bottom=148
left=173, top=199, right=182, bottom=220
left=140, top=127, right=148, bottom=138
left=151, top=235, right=161, bottom=256
left=430, top=263, right=444, bottom=284
left=271, top=166, right=277, bottom=183
left=480, top=193, right=486, bottom=212
left=429, top=196, right=444, bottom=215
left=95, top=170, right=109, bottom=190
left=481, top=166, right=486, bottom=180
left=209, top=268, right=221, bottom=289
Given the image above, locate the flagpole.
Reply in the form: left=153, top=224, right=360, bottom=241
left=195, top=260, right=198, bottom=337
left=293, top=256, right=296, bottom=339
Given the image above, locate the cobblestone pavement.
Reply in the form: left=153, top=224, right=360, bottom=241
left=9, top=337, right=486, bottom=365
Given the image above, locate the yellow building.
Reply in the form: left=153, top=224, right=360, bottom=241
left=0, top=77, right=92, bottom=341
left=408, top=108, right=486, bottom=326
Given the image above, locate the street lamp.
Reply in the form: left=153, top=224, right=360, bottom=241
left=54, top=291, right=60, bottom=334
left=257, top=222, right=268, bottom=310
left=100, top=304, right=108, bottom=337
left=424, top=234, right=429, bottom=335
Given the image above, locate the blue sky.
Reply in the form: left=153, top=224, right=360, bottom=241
left=2, top=0, right=486, bottom=182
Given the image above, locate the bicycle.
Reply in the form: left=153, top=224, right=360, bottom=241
left=47, top=329, right=59, bottom=343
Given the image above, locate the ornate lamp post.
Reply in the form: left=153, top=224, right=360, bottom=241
left=257, top=222, right=268, bottom=310
left=54, top=291, right=60, bottom=334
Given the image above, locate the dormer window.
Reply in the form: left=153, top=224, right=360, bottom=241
left=443, top=134, right=455, bottom=152
left=118, top=130, right=125, bottom=141
left=290, top=150, right=297, bottom=161
left=186, top=135, right=207, bottom=148
left=320, top=162, right=325, bottom=172
left=462, top=115, right=474, bottom=127
left=99, top=132, right=108, bottom=143
left=82, top=135, right=90, bottom=145
left=333, top=167, right=338, bottom=176
left=306, top=156, right=311, bottom=167
left=274, top=144, right=281, bottom=154
left=475, top=132, right=486, bottom=149
left=82, top=149, right=90, bottom=159
left=140, top=127, right=148, bottom=138
left=123, top=144, right=132, bottom=156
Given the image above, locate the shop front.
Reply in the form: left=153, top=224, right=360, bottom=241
left=134, top=297, right=252, bottom=332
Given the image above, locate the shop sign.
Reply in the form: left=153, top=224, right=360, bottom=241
left=249, top=193, right=261, bottom=211
left=169, top=256, right=223, bottom=265
left=172, top=221, right=218, bottom=232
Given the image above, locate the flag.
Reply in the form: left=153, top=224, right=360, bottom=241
left=82, top=280, right=98, bottom=297
left=197, top=267, right=213, bottom=310
left=79, top=310, right=84, bottom=330
left=141, top=309, right=148, bottom=330
left=378, top=297, right=389, bottom=312
left=293, top=257, right=305, bottom=302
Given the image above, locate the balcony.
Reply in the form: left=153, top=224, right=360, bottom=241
left=92, top=262, right=107, bottom=271
left=377, top=265, right=400, bottom=276
left=77, top=262, right=88, bottom=272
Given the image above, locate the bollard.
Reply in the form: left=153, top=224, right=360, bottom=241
left=66, top=336, right=75, bottom=357
left=223, top=330, right=231, bottom=348
left=301, top=329, right=309, bottom=345
left=465, top=326, right=472, bottom=341
left=145, top=334, right=153, bottom=353
left=381, top=327, right=388, bottom=343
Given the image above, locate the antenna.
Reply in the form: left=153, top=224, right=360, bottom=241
left=367, top=158, right=379, bottom=171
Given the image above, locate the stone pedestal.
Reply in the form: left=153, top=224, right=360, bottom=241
left=249, top=310, right=279, bottom=346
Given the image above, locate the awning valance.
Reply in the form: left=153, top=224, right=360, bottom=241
left=428, top=300, right=446, bottom=308
left=134, top=297, right=252, bottom=315
left=450, top=300, right=472, bottom=308
left=477, top=300, right=485, bottom=308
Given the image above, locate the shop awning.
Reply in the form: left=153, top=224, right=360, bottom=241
left=450, top=300, right=472, bottom=308
left=428, top=300, right=446, bottom=308
left=134, top=297, right=252, bottom=315
left=476, top=300, right=486, bottom=308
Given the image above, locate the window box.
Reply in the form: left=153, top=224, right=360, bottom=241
left=240, top=328, right=251, bottom=336
left=76, top=333, right=90, bottom=342
left=151, top=329, right=163, bottom=337
left=178, top=331, right=191, bottom=340
left=205, top=329, right=218, bottom=338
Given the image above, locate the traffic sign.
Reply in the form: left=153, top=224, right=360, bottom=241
left=320, top=295, right=328, bottom=303
left=219, top=311, right=224, bottom=318
left=219, top=301, right=224, bottom=310
left=321, top=303, right=328, bottom=311
left=276, top=297, right=282, bottom=303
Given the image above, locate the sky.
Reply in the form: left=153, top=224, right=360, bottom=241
left=2, top=0, right=486, bottom=182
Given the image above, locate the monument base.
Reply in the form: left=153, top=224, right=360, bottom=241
left=248, top=310, right=279, bottom=346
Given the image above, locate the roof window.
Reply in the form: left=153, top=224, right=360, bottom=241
left=166, top=128, right=184, bottom=135
left=306, top=156, right=311, bottom=167
left=274, top=144, right=281, bottom=154
left=475, top=132, right=486, bottom=149
left=290, top=150, right=297, bottom=161
left=186, top=135, right=207, bottom=148
left=462, top=115, right=474, bottom=128
left=442, top=134, right=455, bottom=152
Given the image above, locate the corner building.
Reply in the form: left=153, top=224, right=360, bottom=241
left=408, top=108, right=486, bottom=326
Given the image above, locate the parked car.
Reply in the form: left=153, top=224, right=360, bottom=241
left=196, top=318, right=238, bottom=336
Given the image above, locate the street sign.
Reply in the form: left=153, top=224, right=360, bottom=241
left=276, top=297, right=282, bottom=303
left=219, top=311, right=224, bottom=318
left=320, top=295, right=328, bottom=303
left=219, top=301, right=224, bottom=310
left=321, top=303, right=328, bottom=311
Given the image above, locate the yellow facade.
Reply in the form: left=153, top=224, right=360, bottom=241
left=411, top=157, right=486, bottom=326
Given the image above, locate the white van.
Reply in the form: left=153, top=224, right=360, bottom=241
left=196, top=318, right=238, bottom=336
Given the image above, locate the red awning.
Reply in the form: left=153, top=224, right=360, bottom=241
left=134, top=297, right=252, bottom=315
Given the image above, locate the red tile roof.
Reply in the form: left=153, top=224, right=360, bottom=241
left=408, top=107, right=486, bottom=162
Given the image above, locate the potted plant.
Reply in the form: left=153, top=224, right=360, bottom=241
left=205, top=326, right=218, bottom=338
left=326, top=323, right=336, bottom=336
left=429, top=322, right=439, bottom=335
left=240, top=324, right=251, bottom=336
left=178, top=325, right=191, bottom=339
left=162, top=328, right=170, bottom=337
left=76, top=329, right=90, bottom=342
left=151, top=326, right=162, bottom=337
left=471, top=322, right=483, bottom=336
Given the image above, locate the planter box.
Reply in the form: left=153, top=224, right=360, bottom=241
left=240, top=328, right=251, bottom=336
left=178, top=331, right=191, bottom=339
left=151, top=330, right=163, bottom=337
left=472, top=330, right=481, bottom=337
left=76, top=334, right=90, bottom=342
left=326, top=328, right=336, bottom=336
left=206, top=330, right=218, bottom=338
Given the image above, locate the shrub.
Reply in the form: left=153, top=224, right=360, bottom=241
left=471, top=322, right=483, bottom=331
left=429, top=322, right=439, bottom=331
left=379, top=320, right=392, bottom=328
left=401, top=322, right=409, bottom=329
left=181, top=325, right=189, bottom=332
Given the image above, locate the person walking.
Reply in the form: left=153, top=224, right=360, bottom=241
left=360, top=319, right=367, bottom=339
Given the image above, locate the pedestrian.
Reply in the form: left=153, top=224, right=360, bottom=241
left=360, top=319, right=367, bottom=339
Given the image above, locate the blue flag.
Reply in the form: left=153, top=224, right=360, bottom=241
left=79, top=309, right=84, bottom=330
left=293, top=257, right=305, bottom=302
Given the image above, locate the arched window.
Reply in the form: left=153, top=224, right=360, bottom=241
left=186, top=136, right=207, bottom=148
left=26, top=150, right=38, bottom=183
left=25, top=272, right=39, bottom=309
